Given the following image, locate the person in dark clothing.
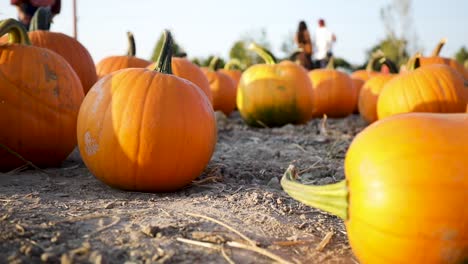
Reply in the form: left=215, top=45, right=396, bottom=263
left=11, top=0, right=61, bottom=30
left=294, top=20, right=314, bottom=70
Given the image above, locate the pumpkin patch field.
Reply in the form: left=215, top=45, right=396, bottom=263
left=1, top=2, right=468, bottom=263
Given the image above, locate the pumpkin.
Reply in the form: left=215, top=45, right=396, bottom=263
left=358, top=58, right=398, bottom=123
left=377, top=56, right=466, bottom=119
left=419, top=38, right=468, bottom=80
left=202, top=57, right=236, bottom=116
left=350, top=51, right=386, bottom=112
left=219, top=58, right=242, bottom=88
left=147, top=58, right=213, bottom=105
left=308, top=58, right=355, bottom=118
left=77, top=30, right=216, bottom=192
left=282, top=112, right=468, bottom=264
left=236, top=43, right=314, bottom=127
left=26, top=7, right=97, bottom=94
left=95, top=32, right=151, bottom=79
left=0, top=19, right=84, bottom=171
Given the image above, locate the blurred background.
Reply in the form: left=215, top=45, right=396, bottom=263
left=1, top=0, right=467, bottom=71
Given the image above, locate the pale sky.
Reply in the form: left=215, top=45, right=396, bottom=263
left=1, top=0, right=466, bottom=65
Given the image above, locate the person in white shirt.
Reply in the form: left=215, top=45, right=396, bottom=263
left=314, top=18, right=336, bottom=68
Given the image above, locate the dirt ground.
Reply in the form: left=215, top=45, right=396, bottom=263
left=0, top=112, right=367, bottom=264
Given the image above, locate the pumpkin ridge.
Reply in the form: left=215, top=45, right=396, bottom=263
left=133, top=70, right=156, bottom=189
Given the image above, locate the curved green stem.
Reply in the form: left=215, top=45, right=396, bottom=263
left=208, top=56, right=220, bottom=71
left=326, top=57, right=335, bottom=70
left=0, top=19, right=31, bottom=45
left=248, top=43, right=277, bottom=65
left=280, top=165, right=348, bottom=220
left=152, top=30, right=173, bottom=75
left=431, top=38, right=447, bottom=57
left=224, top=58, right=242, bottom=70
left=29, top=7, right=52, bottom=31
left=406, top=53, right=422, bottom=71
left=126, top=31, right=136, bottom=56
left=378, top=57, right=399, bottom=74
left=366, top=50, right=385, bottom=72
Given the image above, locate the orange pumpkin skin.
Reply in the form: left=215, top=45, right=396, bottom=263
left=358, top=74, right=395, bottom=123
left=202, top=68, right=236, bottom=116
left=237, top=61, right=314, bottom=127
left=219, top=69, right=242, bottom=88
left=27, top=31, right=97, bottom=94
left=351, top=78, right=365, bottom=113
left=147, top=58, right=213, bottom=104
left=96, top=56, right=151, bottom=79
left=350, top=70, right=378, bottom=82
left=420, top=56, right=468, bottom=80
left=77, top=68, right=216, bottom=192
left=0, top=44, right=84, bottom=171
left=345, top=113, right=468, bottom=264
left=308, top=69, right=355, bottom=117
left=377, top=64, right=466, bottom=119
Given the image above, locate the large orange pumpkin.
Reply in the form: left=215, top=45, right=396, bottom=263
left=377, top=57, right=466, bottom=119
left=358, top=58, right=398, bottom=123
left=24, top=8, right=97, bottom=94
left=419, top=38, right=468, bottom=80
left=282, top=112, right=468, bottom=264
left=147, top=58, right=213, bottom=105
left=0, top=19, right=84, bottom=171
left=202, top=57, right=236, bottom=116
left=95, top=32, right=151, bottom=79
left=236, top=43, right=314, bottom=127
left=308, top=58, right=355, bottom=118
left=77, top=31, right=216, bottom=192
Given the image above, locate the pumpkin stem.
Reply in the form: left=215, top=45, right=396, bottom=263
left=153, top=30, right=173, bottom=75
left=0, top=19, right=31, bottom=45
left=406, top=53, right=422, bottom=71
left=366, top=50, right=385, bottom=72
left=224, top=58, right=242, bottom=70
left=431, top=38, right=447, bottom=57
left=126, top=31, right=136, bottom=56
left=208, top=56, right=220, bottom=71
left=29, top=7, right=52, bottom=31
left=378, top=57, right=399, bottom=74
left=281, top=165, right=348, bottom=220
left=326, top=57, right=335, bottom=70
left=248, top=43, right=277, bottom=65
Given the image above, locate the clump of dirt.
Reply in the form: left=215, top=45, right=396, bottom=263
left=0, top=112, right=367, bottom=264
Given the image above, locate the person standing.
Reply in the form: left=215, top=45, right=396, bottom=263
left=294, top=21, right=314, bottom=70
left=11, top=0, right=61, bottom=30
left=314, top=18, right=336, bottom=68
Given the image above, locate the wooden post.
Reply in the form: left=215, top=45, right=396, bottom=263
left=72, top=0, right=77, bottom=39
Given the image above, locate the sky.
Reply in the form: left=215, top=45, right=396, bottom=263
left=1, top=0, right=467, bottom=65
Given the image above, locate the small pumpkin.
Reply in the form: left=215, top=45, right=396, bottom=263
left=351, top=50, right=386, bottom=112
left=308, top=58, right=355, bottom=118
left=419, top=38, right=468, bottom=80
left=202, top=57, right=236, bottom=116
left=282, top=112, right=468, bottom=264
left=358, top=58, right=398, bottom=123
left=77, top=31, right=216, bottom=192
left=219, top=58, right=242, bottom=88
left=236, top=43, right=314, bottom=127
left=147, top=57, right=213, bottom=105
left=95, top=32, right=151, bottom=79
left=377, top=56, right=466, bottom=119
left=26, top=7, right=97, bottom=94
left=0, top=19, right=84, bottom=171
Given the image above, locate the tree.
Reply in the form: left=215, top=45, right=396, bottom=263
left=362, top=0, right=417, bottom=69
left=454, top=46, right=468, bottom=65
left=150, top=32, right=186, bottom=62
left=228, top=28, right=272, bottom=70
